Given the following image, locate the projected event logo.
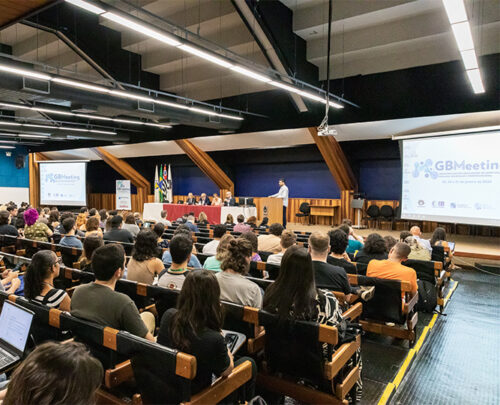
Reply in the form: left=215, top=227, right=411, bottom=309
left=412, top=159, right=438, bottom=179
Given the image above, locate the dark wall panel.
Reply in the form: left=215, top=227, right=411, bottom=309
left=359, top=159, right=401, bottom=200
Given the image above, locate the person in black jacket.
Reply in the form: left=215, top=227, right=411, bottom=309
left=198, top=193, right=211, bottom=205
left=185, top=193, right=197, bottom=205
left=354, top=233, right=388, bottom=264
left=223, top=191, right=236, bottom=207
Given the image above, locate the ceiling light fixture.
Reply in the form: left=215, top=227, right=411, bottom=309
left=178, top=44, right=233, bottom=68
left=0, top=64, right=51, bottom=81
left=65, top=0, right=105, bottom=14
left=0, top=119, right=116, bottom=134
left=52, top=77, right=110, bottom=93
left=230, top=66, right=271, bottom=83
left=0, top=145, right=15, bottom=149
left=442, top=0, right=485, bottom=94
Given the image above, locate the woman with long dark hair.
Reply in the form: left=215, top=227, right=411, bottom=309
left=127, top=229, right=164, bottom=285
left=24, top=250, right=70, bottom=311
left=263, top=245, right=362, bottom=403
left=157, top=270, right=256, bottom=399
left=430, top=226, right=454, bottom=264
left=78, top=236, right=104, bottom=272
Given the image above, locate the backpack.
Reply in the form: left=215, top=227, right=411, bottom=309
left=416, top=280, right=437, bottom=312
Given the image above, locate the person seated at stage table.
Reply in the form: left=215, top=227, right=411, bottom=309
left=24, top=250, right=71, bottom=311
left=211, top=193, right=222, bottom=206
left=197, top=212, right=209, bottom=226
left=157, top=270, right=256, bottom=401
left=246, top=216, right=257, bottom=229
left=267, top=230, right=297, bottom=265
left=71, top=244, right=155, bottom=340
left=399, top=230, right=412, bottom=242
left=158, top=210, right=172, bottom=227
left=224, top=213, right=235, bottom=226
left=354, top=233, right=388, bottom=264
left=60, top=218, right=83, bottom=249
left=430, top=226, right=454, bottom=264
left=257, top=217, right=269, bottom=230
left=158, top=234, right=193, bottom=290
left=127, top=229, right=164, bottom=285
left=153, top=222, right=169, bottom=249
left=0, top=210, right=18, bottom=239
left=24, top=208, right=53, bottom=242
left=367, top=242, right=417, bottom=298
left=203, top=234, right=235, bottom=272
left=257, top=223, right=283, bottom=253
left=185, top=215, right=199, bottom=233
left=103, top=215, right=135, bottom=244
left=77, top=236, right=103, bottom=272
left=308, top=231, right=352, bottom=297
left=338, top=224, right=363, bottom=255
left=223, top=191, right=236, bottom=207
left=85, top=216, right=103, bottom=238
left=233, top=214, right=251, bottom=233
left=202, top=224, right=226, bottom=255
left=405, top=236, right=431, bottom=261
left=216, top=238, right=262, bottom=308
left=122, top=214, right=140, bottom=238
left=186, top=192, right=197, bottom=205
left=161, top=227, right=201, bottom=268
left=384, top=235, right=398, bottom=253
left=410, top=226, right=431, bottom=252
left=239, top=231, right=262, bottom=262
left=198, top=193, right=211, bottom=205
left=1, top=342, right=103, bottom=405
left=327, top=229, right=357, bottom=274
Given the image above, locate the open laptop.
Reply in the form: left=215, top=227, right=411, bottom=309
left=0, top=300, right=34, bottom=372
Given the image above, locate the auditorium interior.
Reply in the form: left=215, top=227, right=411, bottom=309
left=0, top=0, right=498, bottom=404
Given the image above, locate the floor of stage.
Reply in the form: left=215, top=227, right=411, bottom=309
left=286, top=223, right=500, bottom=266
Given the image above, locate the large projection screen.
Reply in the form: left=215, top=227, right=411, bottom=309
left=401, top=131, right=500, bottom=227
left=39, top=161, right=87, bottom=206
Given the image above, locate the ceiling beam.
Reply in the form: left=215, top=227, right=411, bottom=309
left=174, top=139, right=234, bottom=196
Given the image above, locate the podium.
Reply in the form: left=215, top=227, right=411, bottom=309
left=259, top=197, right=283, bottom=225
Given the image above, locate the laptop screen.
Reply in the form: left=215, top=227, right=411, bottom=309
left=0, top=301, right=33, bottom=352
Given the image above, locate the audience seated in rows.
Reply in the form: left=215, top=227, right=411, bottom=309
left=354, top=233, right=388, bottom=264
left=127, top=229, right=164, bottom=285
left=405, top=236, right=431, bottom=261
left=367, top=242, right=417, bottom=298
left=384, top=235, right=398, bottom=252
left=203, top=234, right=234, bottom=271
left=263, top=245, right=362, bottom=403
left=239, top=231, right=262, bottom=262
left=47, top=210, right=60, bottom=232
left=410, top=226, right=432, bottom=252
left=98, top=209, right=108, bottom=228
left=77, top=236, right=103, bottom=272
left=161, top=226, right=201, bottom=268
left=258, top=223, right=284, bottom=253
left=431, top=227, right=454, bottom=263
left=6, top=205, right=17, bottom=227
left=75, top=207, right=88, bottom=230
left=202, top=224, right=226, bottom=255
left=153, top=222, right=169, bottom=249
left=308, top=232, right=352, bottom=297
left=0, top=268, right=20, bottom=295
left=233, top=214, right=251, bottom=233
left=71, top=244, right=155, bottom=341
left=103, top=215, right=134, bottom=243
left=339, top=224, right=363, bottom=254
left=267, top=230, right=297, bottom=265
left=122, top=214, right=140, bottom=238
left=85, top=216, right=103, bottom=238
left=1, top=342, right=103, bottom=405
left=23, top=208, right=53, bottom=242
left=246, top=216, right=257, bottom=229
left=258, top=217, right=269, bottom=229
left=158, top=209, right=172, bottom=227
left=327, top=229, right=357, bottom=274
left=185, top=215, right=199, bottom=233
left=216, top=238, right=262, bottom=308
left=157, top=270, right=256, bottom=400
left=197, top=212, right=209, bottom=225
left=60, top=218, right=83, bottom=249
left=158, top=234, right=193, bottom=290
left=224, top=213, right=235, bottom=226
left=0, top=210, right=18, bottom=240
left=24, top=250, right=70, bottom=311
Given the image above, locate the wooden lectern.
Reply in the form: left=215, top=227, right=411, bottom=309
left=259, top=197, right=283, bottom=225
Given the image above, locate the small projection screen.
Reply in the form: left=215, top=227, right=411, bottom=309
left=400, top=131, right=500, bottom=226
left=39, top=161, right=87, bottom=206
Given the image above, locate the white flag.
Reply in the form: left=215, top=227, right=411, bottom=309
left=167, top=164, right=173, bottom=203
left=154, top=165, right=160, bottom=203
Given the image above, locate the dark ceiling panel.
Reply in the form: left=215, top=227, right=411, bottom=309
left=0, top=0, right=59, bottom=30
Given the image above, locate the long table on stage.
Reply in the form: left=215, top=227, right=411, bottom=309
left=143, top=203, right=257, bottom=225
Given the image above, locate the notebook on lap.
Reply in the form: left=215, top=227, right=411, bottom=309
left=0, top=300, right=34, bottom=372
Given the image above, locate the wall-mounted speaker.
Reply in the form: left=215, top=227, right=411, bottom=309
left=15, top=154, right=25, bottom=169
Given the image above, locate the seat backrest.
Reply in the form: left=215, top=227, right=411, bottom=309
left=380, top=205, right=394, bottom=218
left=403, top=259, right=436, bottom=284
left=354, top=275, right=404, bottom=324
left=299, top=202, right=310, bottom=213
left=354, top=262, right=368, bottom=276
left=431, top=245, right=445, bottom=263
left=366, top=204, right=380, bottom=218
left=258, top=251, right=272, bottom=262
left=196, top=253, right=211, bottom=266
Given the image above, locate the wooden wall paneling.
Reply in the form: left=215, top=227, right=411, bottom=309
left=0, top=0, right=57, bottom=29
left=29, top=152, right=50, bottom=208
left=174, top=139, right=234, bottom=195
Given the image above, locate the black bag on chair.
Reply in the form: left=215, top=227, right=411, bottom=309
left=416, top=279, right=437, bottom=313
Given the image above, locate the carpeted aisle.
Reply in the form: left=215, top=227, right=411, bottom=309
left=391, top=270, right=500, bottom=405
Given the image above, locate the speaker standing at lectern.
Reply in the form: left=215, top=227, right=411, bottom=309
left=269, top=178, right=289, bottom=228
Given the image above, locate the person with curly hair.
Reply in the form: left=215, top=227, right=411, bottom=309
left=354, top=233, right=388, bottom=264
left=127, top=229, right=164, bottom=285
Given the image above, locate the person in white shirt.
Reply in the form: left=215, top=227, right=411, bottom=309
left=266, top=230, right=297, bottom=265
left=268, top=178, right=289, bottom=228
left=158, top=210, right=172, bottom=227
left=410, top=226, right=432, bottom=252
left=202, top=224, right=226, bottom=255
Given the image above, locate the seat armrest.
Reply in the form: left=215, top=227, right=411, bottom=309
left=324, top=334, right=360, bottom=380
left=342, top=302, right=362, bottom=321
left=403, top=292, right=419, bottom=315
left=105, top=360, right=134, bottom=388
left=183, top=360, right=253, bottom=405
